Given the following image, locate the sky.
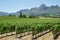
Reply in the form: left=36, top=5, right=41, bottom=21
left=0, top=0, right=60, bottom=13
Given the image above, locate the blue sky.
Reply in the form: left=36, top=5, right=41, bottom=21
left=0, top=0, right=60, bottom=13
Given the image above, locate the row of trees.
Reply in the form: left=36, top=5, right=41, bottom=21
left=19, top=11, right=36, bottom=18
left=8, top=11, right=60, bottom=18
left=9, top=11, right=36, bottom=18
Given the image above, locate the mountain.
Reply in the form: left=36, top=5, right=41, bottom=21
left=0, top=12, right=9, bottom=16
left=16, top=4, right=60, bottom=17
left=0, top=4, right=60, bottom=17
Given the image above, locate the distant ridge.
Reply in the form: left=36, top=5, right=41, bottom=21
left=0, top=4, right=60, bottom=17
left=16, top=4, right=60, bottom=17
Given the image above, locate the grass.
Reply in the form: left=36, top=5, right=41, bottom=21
left=0, top=16, right=60, bottom=24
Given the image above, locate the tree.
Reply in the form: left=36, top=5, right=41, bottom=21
left=9, top=14, right=12, bottom=16
left=19, top=11, right=22, bottom=17
left=22, top=14, right=26, bottom=18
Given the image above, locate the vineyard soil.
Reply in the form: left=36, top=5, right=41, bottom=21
left=0, top=32, right=60, bottom=40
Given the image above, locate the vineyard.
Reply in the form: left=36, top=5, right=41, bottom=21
left=0, top=16, right=60, bottom=40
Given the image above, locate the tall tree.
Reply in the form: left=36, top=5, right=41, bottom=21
left=19, top=11, right=22, bottom=17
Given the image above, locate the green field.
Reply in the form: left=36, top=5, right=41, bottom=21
left=0, top=16, right=60, bottom=24
left=0, top=16, right=60, bottom=40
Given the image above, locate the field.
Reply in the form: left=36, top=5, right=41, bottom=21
left=0, top=16, right=60, bottom=40
left=0, top=16, right=60, bottom=24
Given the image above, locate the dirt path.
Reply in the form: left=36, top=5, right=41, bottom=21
left=20, top=35, right=32, bottom=40
left=57, top=36, right=60, bottom=40
left=0, top=32, right=60, bottom=40
left=0, top=35, right=19, bottom=40
left=0, top=35, right=32, bottom=40
left=37, top=32, right=53, bottom=40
